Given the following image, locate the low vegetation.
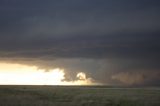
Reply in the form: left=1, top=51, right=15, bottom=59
left=0, top=86, right=160, bottom=106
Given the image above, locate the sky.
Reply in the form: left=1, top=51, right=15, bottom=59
left=0, top=0, right=160, bottom=86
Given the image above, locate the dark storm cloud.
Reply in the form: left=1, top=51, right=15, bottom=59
left=0, top=0, right=160, bottom=86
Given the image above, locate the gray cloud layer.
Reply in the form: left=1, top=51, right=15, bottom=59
left=0, top=0, right=160, bottom=86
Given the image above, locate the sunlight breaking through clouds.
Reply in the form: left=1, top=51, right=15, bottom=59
left=0, top=63, right=99, bottom=85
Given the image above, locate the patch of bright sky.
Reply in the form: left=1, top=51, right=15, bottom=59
left=0, top=63, right=99, bottom=85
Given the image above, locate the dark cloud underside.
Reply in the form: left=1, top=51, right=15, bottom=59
left=0, top=0, right=160, bottom=86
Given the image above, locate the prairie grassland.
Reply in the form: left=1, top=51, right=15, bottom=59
left=0, top=86, right=160, bottom=106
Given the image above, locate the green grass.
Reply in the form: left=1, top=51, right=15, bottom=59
left=0, top=86, right=160, bottom=106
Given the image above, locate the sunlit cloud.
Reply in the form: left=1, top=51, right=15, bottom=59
left=77, top=72, right=86, bottom=80
left=0, top=63, right=99, bottom=85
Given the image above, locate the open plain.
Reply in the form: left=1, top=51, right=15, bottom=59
left=0, top=86, right=160, bottom=106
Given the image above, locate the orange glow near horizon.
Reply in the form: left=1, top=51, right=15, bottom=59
left=0, top=63, right=98, bottom=85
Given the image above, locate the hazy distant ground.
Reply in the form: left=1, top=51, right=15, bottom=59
left=0, top=86, right=160, bottom=106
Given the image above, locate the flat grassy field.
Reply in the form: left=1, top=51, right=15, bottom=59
left=0, top=86, right=160, bottom=106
